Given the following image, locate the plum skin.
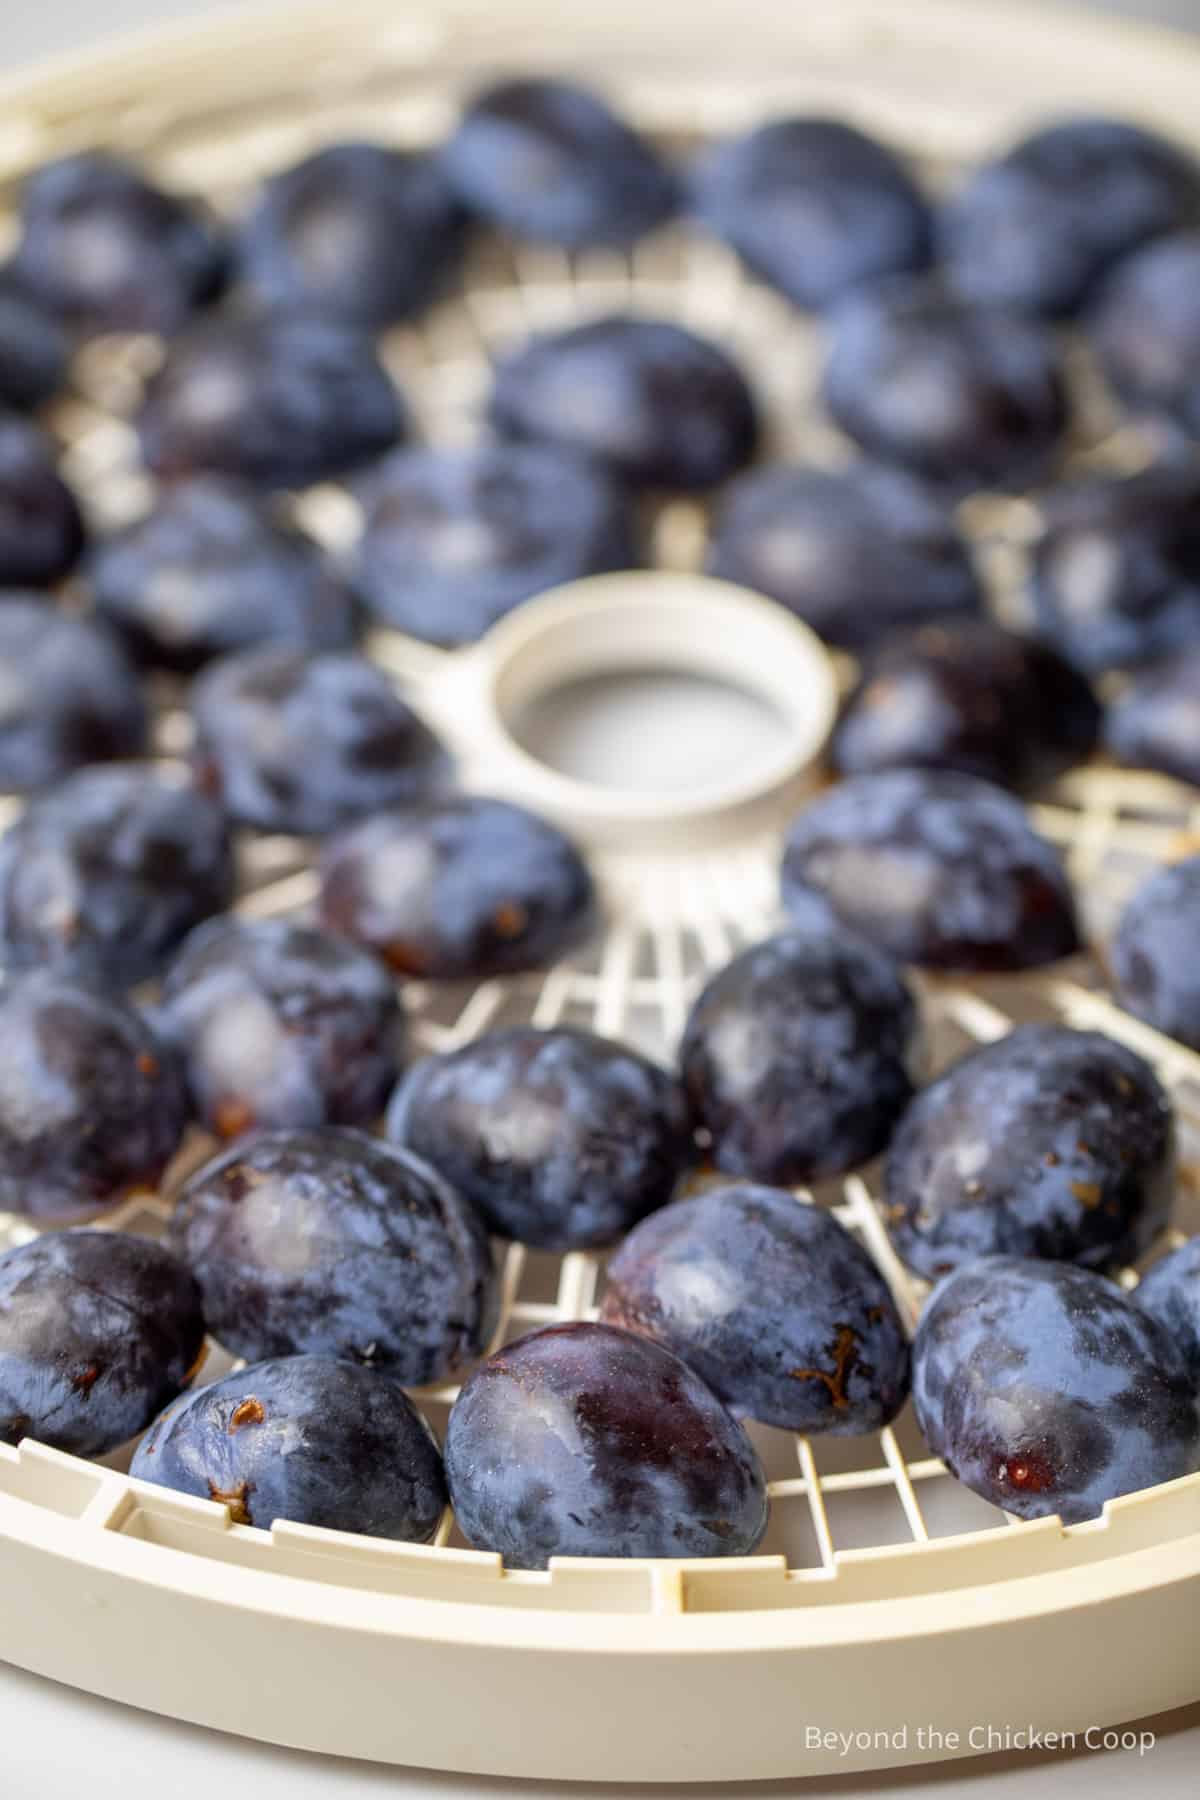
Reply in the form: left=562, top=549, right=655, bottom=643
left=1135, top=1238, right=1200, bottom=1383
left=441, top=78, right=676, bottom=249
left=1105, top=650, right=1200, bottom=787
left=387, top=1026, right=689, bottom=1252
left=883, top=1025, right=1174, bottom=1280
left=444, top=1321, right=768, bottom=1568
left=0, top=973, right=189, bottom=1221
left=0, top=763, right=235, bottom=989
left=693, top=117, right=932, bottom=312
left=489, top=315, right=759, bottom=492
left=168, top=1127, right=498, bottom=1385
left=831, top=620, right=1099, bottom=791
left=0, top=415, right=85, bottom=588
left=87, top=477, right=357, bottom=674
left=912, top=1256, right=1200, bottom=1524
left=705, top=462, right=982, bottom=652
left=319, top=794, right=595, bottom=981
left=131, top=1355, right=447, bottom=1542
left=0, top=1230, right=204, bottom=1456
left=352, top=442, right=636, bottom=647
left=679, top=929, right=918, bottom=1185
left=190, top=647, right=447, bottom=837
left=0, top=599, right=147, bottom=792
left=781, top=768, right=1079, bottom=972
left=822, top=282, right=1068, bottom=492
left=156, top=916, right=404, bottom=1138
left=602, top=1185, right=910, bottom=1434
left=1110, top=855, right=1200, bottom=1050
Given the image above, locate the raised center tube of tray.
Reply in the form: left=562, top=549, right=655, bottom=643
left=477, top=572, right=837, bottom=848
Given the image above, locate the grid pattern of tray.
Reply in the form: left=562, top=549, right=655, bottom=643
left=3, top=2, right=1200, bottom=1604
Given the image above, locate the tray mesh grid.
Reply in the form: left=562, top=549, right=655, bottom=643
left=2, top=27, right=1200, bottom=1596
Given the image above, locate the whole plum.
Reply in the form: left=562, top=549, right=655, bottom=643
left=444, top=1322, right=768, bottom=1567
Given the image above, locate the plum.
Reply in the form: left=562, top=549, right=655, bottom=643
left=489, top=315, right=758, bottom=491
left=190, top=646, right=447, bottom=836
left=693, top=117, right=932, bottom=311
left=87, top=477, right=356, bottom=673
left=1089, top=231, right=1200, bottom=435
left=12, top=151, right=226, bottom=335
left=157, top=917, right=403, bottom=1138
left=238, top=141, right=464, bottom=327
left=0, top=974, right=189, bottom=1220
left=0, top=599, right=147, bottom=792
left=1106, top=650, right=1200, bottom=786
left=1029, top=463, right=1200, bottom=675
left=602, top=1184, right=909, bottom=1433
left=387, top=1026, right=688, bottom=1251
left=353, top=442, right=635, bottom=646
left=0, top=763, right=234, bottom=987
left=831, top=620, right=1100, bottom=790
left=1135, top=1238, right=1200, bottom=1382
left=912, top=1256, right=1200, bottom=1523
left=822, top=282, right=1068, bottom=491
left=0, top=1230, right=204, bottom=1456
left=319, top=794, right=594, bottom=980
left=781, top=768, right=1079, bottom=971
left=705, top=461, right=982, bottom=651
left=139, top=313, right=405, bottom=489
left=1111, top=854, right=1200, bottom=1049
left=679, top=929, right=917, bottom=1184
left=169, top=1127, right=497, bottom=1384
left=941, top=118, right=1200, bottom=318
left=444, top=1321, right=768, bottom=1567
left=441, top=77, right=675, bottom=249
left=131, top=1355, right=446, bottom=1541
left=884, top=1025, right=1174, bottom=1279
left=0, top=414, right=84, bottom=587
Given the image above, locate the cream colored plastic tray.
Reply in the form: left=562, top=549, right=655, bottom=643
left=3, top=0, right=1200, bottom=1782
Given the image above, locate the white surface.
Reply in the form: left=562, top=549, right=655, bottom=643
left=4, top=0, right=1200, bottom=1793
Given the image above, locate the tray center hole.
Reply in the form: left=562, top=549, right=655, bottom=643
left=506, top=666, right=793, bottom=795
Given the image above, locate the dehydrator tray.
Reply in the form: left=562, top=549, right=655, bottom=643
left=3, top=0, right=1200, bottom=1781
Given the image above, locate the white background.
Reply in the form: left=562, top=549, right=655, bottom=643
left=3, top=0, right=1200, bottom=1793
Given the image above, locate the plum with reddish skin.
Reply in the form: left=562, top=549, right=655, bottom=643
left=387, top=1027, right=688, bottom=1251
left=444, top=1321, right=768, bottom=1568
left=781, top=769, right=1079, bottom=971
left=679, top=930, right=917, bottom=1185
left=489, top=315, right=758, bottom=491
left=353, top=443, right=636, bottom=646
left=1089, top=231, right=1200, bottom=435
left=941, top=118, right=1200, bottom=318
left=831, top=620, right=1100, bottom=790
left=1029, top=464, right=1200, bottom=675
left=169, top=1127, right=497, bottom=1384
left=441, top=78, right=676, bottom=249
left=0, top=974, right=188, bottom=1221
left=190, top=646, right=447, bottom=836
left=12, top=152, right=227, bottom=336
left=602, top=1185, right=910, bottom=1434
left=705, top=461, right=982, bottom=651
left=822, top=282, right=1069, bottom=492
left=1134, top=1238, right=1200, bottom=1382
left=131, top=1355, right=447, bottom=1541
left=0, top=599, right=147, bottom=791
left=912, top=1257, right=1200, bottom=1524
left=883, top=1026, right=1174, bottom=1280
left=87, top=478, right=356, bottom=673
left=0, top=1230, right=204, bottom=1455
left=0, top=414, right=84, bottom=587
left=0, top=277, right=69, bottom=413
left=320, top=794, right=595, bottom=980
left=0, top=763, right=234, bottom=987
left=157, top=917, right=403, bottom=1138
left=1111, top=855, right=1200, bottom=1049
left=693, top=118, right=932, bottom=312
left=1106, top=650, right=1200, bottom=785
left=238, top=141, right=465, bottom=327
left=139, top=313, right=405, bottom=489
